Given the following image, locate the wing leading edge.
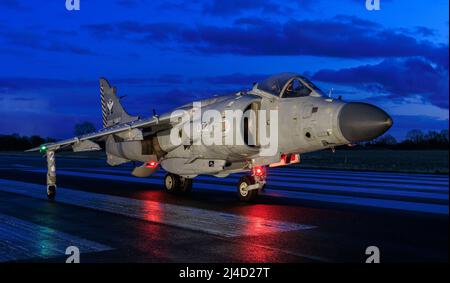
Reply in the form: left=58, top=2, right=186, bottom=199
left=26, top=111, right=183, bottom=153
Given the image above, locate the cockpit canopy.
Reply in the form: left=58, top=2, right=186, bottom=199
left=256, top=72, right=325, bottom=98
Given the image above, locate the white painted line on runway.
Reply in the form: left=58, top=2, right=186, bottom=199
left=273, top=167, right=450, bottom=180
left=11, top=164, right=33, bottom=168
left=0, top=179, right=316, bottom=238
left=13, top=169, right=450, bottom=214
left=55, top=167, right=448, bottom=190
left=79, top=168, right=449, bottom=195
left=266, top=180, right=448, bottom=200
left=192, top=182, right=450, bottom=215
left=80, top=167, right=449, bottom=187
left=24, top=169, right=449, bottom=202
left=268, top=171, right=449, bottom=187
left=0, top=213, right=112, bottom=262
left=2, top=165, right=448, bottom=188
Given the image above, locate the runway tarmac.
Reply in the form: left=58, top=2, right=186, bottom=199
left=0, top=154, right=448, bottom=262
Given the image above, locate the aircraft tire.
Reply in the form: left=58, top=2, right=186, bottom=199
left=179, top=178, right=193, bottom=194
left=237, top=176, right=258, bottom=202
left=164, top=173, right=180, bottom=194
left=47, top=185, right=56, bottom=200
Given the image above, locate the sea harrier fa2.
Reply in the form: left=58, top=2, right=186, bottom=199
left=28, top=73, right=393, bottom=201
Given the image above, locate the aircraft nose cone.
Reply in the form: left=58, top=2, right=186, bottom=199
left=338, top=102, right=393, bottom=142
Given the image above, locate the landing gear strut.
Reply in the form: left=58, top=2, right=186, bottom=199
left=46, top=150, right=56, bottom=200
left=237, top=166, right=266, bottom=202
left=164, top=173, right=192, bottom=194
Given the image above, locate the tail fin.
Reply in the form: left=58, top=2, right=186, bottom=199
left=100, top=78, right=138, bottom=128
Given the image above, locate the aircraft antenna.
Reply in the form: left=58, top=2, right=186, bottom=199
left=328, top=88, right=334, bottom=98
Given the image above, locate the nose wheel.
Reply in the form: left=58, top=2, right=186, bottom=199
left=237, top=175, right=259, bottom=202
left=237, top=166, right=266, bottom=202
left=164, top=173, right=192, bottom=194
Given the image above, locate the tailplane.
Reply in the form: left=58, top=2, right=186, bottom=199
left=100, top=78, right=138, bottom=128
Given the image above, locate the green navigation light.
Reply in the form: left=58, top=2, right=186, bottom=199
left=39, top=145, right=48, bottom=153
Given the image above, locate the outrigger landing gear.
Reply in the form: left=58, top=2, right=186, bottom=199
left=47, top=185, right=56, bottom=200
left=46, top=150, right=57, bottom=200
left=164, top=173, right=193, bottom=195
left=237, top=166, right=266, bottom=202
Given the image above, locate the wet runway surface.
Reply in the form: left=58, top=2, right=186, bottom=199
left=0, top=154, right=448, bottom=262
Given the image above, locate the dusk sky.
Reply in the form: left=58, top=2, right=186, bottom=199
left=0, top=0, right=448, bottom=139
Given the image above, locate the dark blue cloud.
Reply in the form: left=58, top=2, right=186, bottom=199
left=0, top=27, right=96, bottom=56
left=0, top=75, right=186, bottom=93
left=115, top=0, right=147, bottom=8
left=202, top=0, right=283, bottom=16
left=331, top=14, right=382, bottom=28
left=200, top=73, right=268, bottom=87
left=0, top=0, right=24, bottom=10
left=233, top=17, right=273, bottom=26
left=0, top=78, right=94, bottom=92
left=414, top=26, right=436, bottom=37
left=89, top=16, right=448, bottom=68
left=313, top=58, right=449, bottom=109
left=80, top=23, right=115, bottom=37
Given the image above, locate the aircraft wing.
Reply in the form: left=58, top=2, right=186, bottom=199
left=26, top=111, right=183, bottom=153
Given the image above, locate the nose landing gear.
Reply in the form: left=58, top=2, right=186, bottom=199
left=237, top=166, right=266, bottom=202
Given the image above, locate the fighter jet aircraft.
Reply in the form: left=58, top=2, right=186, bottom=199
left=28, top=73, right=393, bottom=201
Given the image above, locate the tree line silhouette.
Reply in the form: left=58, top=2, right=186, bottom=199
left=0, top=134, right=56, bottom=151
left=361, top=129, right=449, bottom=150
left=0, top=122, right=95, bottom=151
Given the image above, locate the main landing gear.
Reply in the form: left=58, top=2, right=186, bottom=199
left=163, top=166, right=266, bottom=202
left=164, top=173, right=193, bottom=195
left=237, top=166, right=266, bottom=202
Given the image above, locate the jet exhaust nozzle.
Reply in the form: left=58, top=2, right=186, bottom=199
left=338, top=102, right=393, bottom=142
